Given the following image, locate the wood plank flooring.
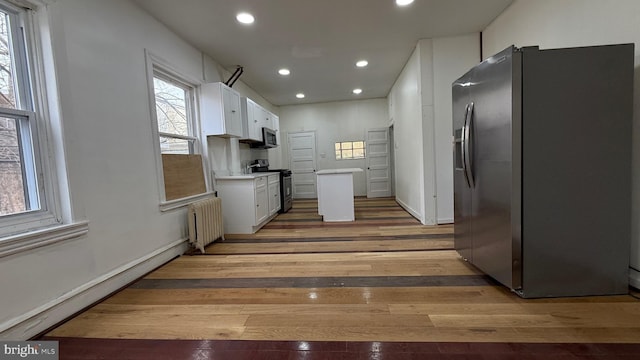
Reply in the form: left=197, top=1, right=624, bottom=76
left=42, top=197, right=640, bottom=358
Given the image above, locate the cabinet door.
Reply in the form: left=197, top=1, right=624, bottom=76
left=272, top=114, right=280, bottom=145
left=241, top=98, right=262, bottom=141
left=248, top=100, right=262, bottom=140
left=254, top=179, right=269, bottom=224
left=268, top=182, right=280, bottom=215
left=222, top=86, right=243, bottom=137
left=200, top=82, right=224, bottom=136
left=260, top=107, right=273, bottom=130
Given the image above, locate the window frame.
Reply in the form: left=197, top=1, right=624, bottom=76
left=0, top=1, right=61, bottom=237
left=144, top=50, right=212, bottom=211
left=152, top=71, right=197, bottom=155
left=335, top=140, right=366, bottom=160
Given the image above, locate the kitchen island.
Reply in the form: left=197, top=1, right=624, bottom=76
left=316, top=168, right=363, bottom=222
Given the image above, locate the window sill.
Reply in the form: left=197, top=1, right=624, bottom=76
left=0, top=221, right=90, bottom=259
left=159, top=192, right=215, bottom=212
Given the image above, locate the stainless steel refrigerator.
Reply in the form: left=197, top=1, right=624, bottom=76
left=452, top=44, right=633, bottom=298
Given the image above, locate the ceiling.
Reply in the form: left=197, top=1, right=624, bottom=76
left=132, top=0, right=514, bottom=106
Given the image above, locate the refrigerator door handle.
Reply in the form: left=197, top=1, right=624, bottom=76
left=461, top=103, right=471, bottom=188
left=463, top=102, right=475, bottom=188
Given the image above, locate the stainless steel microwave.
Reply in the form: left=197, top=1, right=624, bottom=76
left=261, top=127, right=277, bottom=148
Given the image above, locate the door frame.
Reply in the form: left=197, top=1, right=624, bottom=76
left=287, top=130, right=317, bottom=199
left=365, top=127, right=392, bottom=198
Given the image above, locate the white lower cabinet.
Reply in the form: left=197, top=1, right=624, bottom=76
left=216, top=174, right=280, bottom=234
left=268, top=174, right=281, bottom=215
left=254, top=176, right=269, bottom=225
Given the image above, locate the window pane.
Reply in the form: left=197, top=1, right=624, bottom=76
left=335, top=150, right=341, bottom=159
left=0, top=11, right=17, bottom=109
left=342, top=149, right=353, bottom=158
left=153, top=77, right=188, bottom=136
left=353, top=148, right=365, bottom=158
left=334, top=142, right=341, bottom=151
left=0, top=117, right=27, bottom=215
left=160, top=136, right=191, bottom=154
left=353, top=141, right=364, bottom=149
left=341, top=142, right=352, bottom=150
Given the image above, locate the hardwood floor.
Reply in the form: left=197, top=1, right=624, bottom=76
left=41, top=198, right=640, bottom=359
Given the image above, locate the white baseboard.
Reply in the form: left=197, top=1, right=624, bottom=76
left=630, top=267, right=640, bottom=290
left=0, top=238, right=188, bottom=340
left=437, top=217, right=454, bottom=224
left=396, top=198, right=424, bottom=224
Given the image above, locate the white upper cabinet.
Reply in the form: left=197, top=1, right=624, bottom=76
left=241, top=97, right=280, bottom=143
left=272, top=114, right=280, bottom=145
left=241, top=97, right=263, bottom=141
left=260, top=106, right=273, bottom=130
left=200, top=82, right=243, bottom=137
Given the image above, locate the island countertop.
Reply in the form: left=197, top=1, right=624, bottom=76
left=316, top=168, right=363, bottom=175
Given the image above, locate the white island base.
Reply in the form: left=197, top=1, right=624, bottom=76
left=316, top=168, right=364, bottom=222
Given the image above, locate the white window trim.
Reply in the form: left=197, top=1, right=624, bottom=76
left=144, top=50, right=211, bottom=212
left=0, top=221, right=88, bottom=259
left=0, top=1, right=87, bottom=253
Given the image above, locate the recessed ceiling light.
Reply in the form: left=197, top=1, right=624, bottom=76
left=278, top=68, right=290, bottom=76
left=396, top=0, right=414, bottom=6
left=296, top=93, right=305, bottom=99
left=236, top=12, right=255, bottom=24
left=353, top=88, right=363, bottom=95
left=356, top=60, right=368, bottom=68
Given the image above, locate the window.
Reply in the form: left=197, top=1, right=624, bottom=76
left=335, top=141, right=365, bottom=160
left=152, top=73, right=196, bottom=154
left=146, top=51, right=209, bottom=209
left=0, top=1, right=58, bottom=232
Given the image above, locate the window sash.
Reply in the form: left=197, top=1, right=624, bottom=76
left=335, top=141, right=366, bottom=160
left=0, top=2, right=33, bottom=112
left=159, top=135, right=194, bottom=155
left=0, top=105, right=57, bottom=234
left=152, top=72, right=195, bottom=151
left=0, top=0, right=60, bottom=235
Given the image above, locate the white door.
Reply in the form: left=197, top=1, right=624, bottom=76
left=366, top=128, right=392, bottom=198
left=288, top=131, right=317, bottom=199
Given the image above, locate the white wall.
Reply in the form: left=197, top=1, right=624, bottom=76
left=482, top=0, right=640, bottom=287
left=279, top=99, right=389, bottom=197
left=0, top=0, right=276, bottom=338
left=388, top=47, right=425, bottom=221
left=389, top=35, right=479, bottom=224
left=419, top=39, right=437, bottom=225
left=432, top=34, right=481, bottom=223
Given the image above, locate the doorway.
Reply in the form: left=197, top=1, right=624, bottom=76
left=365, top=127, right=392, bottom=198
left=287, top=130, right=317, bottom=199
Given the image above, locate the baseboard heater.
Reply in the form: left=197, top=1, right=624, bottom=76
left=187, top=196, right=224, bottom=253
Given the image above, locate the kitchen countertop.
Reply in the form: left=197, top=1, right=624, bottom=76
left=316, top=168, right=364, bottom=175
left=216, top=172, right=280, bottom=180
